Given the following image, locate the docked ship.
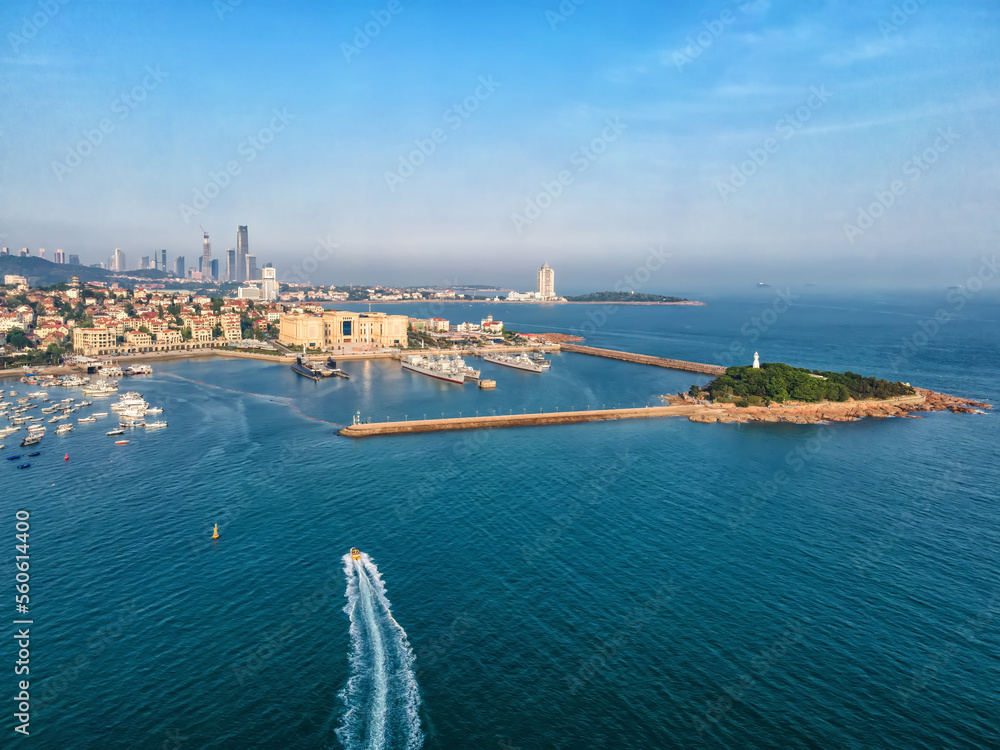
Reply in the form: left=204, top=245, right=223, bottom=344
left=451, top=356, right=481, bottom=381
left=482, top=352, right=546, bottom=373
left=401, top=355, right=466, bottom=384
left=291, top=356, right=332, bottom=380
left=83, top=380, right=119, bottom=396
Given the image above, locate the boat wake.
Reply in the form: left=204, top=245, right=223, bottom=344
left=336, top=552, right=422, bottom=750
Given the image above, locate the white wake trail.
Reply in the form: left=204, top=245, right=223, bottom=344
left=335, top=552, right=423, bottom=750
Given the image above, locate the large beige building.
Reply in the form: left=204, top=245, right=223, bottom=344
left=279, top=310, right=408, bottom=350
left=72, top=327, right=116, bottom=355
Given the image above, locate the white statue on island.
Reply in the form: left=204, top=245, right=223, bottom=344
left=753, top=352, right=760, bottom=369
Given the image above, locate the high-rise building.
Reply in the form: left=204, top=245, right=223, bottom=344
left=159, top=249, right=167, bottom=272
left=38, top=248, right=46, bottom=259
left=0, top=247, right=7, bottom=255
left=141, top=256, right=150, bottom=269
left=537, top=262, right=555, bottom=298
left=68, top=254, right=80, bottom=265
left=113, top=248, right=126, bottom=271
left=261, top=265, right=278, bottom=302
left=226, top=248, right=236, bottom=282
left=247, top=254, right=258, bottom=282
left=201, top=230, right=213, bottom=280
left=54, top=249, right=65, bottom=264
left=211, top=259, right=219, bottom=280
left=236, top=226, right=249, bottom=283
left=20, top=248, right=29, bottom=257
left=174, top=256, right=185, bottom=278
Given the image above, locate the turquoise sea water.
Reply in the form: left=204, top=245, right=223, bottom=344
left=5, top=289, right=999, bottom=749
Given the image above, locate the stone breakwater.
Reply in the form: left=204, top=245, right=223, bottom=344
left=559, top=344, right=727, bottom=375
left=340, top=390, right=990, bottom=437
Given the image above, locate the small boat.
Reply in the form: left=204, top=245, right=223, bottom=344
left=6, top=455, right=21, bottom=461
left=20, top=435, right=41, bottom=447
left=145, top=421, right=167, bottom=429
left=92, top=412, right=108, bottom=418
left=17, top=464, right=30, bottom=469
left=54, top=425, right=73, bottom=435
left=350, top=547, right=361, bottom=561
left=106, top=429, right=125, bottom=436
left=114, top=440, right=129, bottom=445
left=27, top=451, right=41, bottom=457
left=78, top=417, right=96, bottom=423
left=145, top=406, right=163, bottom=414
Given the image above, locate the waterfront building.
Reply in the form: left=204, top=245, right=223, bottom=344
left=538, top=262, right=555, bottom=297
left=236, top=226, right=249, bottom=283
left=72, top=327, right=116, bottom=355
left=279, top=310, right=408, bottom=350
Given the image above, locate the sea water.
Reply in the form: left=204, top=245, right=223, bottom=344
left=5, top=288, right=998, bottom=749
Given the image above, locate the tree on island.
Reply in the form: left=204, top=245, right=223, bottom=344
left=702, top=362, right=914, bottom=405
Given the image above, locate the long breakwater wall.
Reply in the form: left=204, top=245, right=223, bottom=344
left=558, top=344, right=726, bottom=375
left=339, top=404, right=715, bottom=437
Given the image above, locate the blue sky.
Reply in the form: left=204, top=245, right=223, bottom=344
left=0, top=0, right=997, bottom=292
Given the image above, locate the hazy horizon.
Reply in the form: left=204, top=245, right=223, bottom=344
left=1, top=0, right=997, bottom=291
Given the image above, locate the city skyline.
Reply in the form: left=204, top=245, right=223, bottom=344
left=1, top=1, right=997, bottom=291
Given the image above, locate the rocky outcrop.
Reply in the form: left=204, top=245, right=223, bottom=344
left=688, top=388, right=990, bottom=425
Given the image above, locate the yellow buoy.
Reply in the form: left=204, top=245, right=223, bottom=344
left=212, top=523, right=219, bottom=539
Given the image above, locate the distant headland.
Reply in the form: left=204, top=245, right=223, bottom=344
left=563, top=291, right=704, bottom=304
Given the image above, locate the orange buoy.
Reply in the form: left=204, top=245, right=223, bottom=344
left=212, top=523, right=219, bottom=539
left=64, top=452, right=69, bottom=461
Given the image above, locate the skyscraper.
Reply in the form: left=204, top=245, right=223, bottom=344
left=0, top=247, right=7, bottom=255
left=201, top=229, right=213, bottom=280
left=54, top=248, right=65, bottom=264
left=20, top=248, right=29, bottom=257
left=38, top=248, right=46, bottom=259
left=261, top=265, right=278, bottom=302
left=226, top=248, right=236, bottom=282
left=174, top=256, right=185, bottom=278
left=141, top=256, right=150, bottom=269
left=537, top=262, right=555, bottom=298
left=247, top=254, right=258, bottom=282
left=211, top=259, right=219, bottom=280
left=113, top=248, right=126, bottom=271
left=159, top=249, right=167, bottom=272
left=68, top=254, right=80, bottom=265
left=236, top=225, right=249, bottom=283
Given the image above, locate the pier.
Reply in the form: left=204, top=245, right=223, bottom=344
left=339, top=404, right=718, bottom=437
left=559, top=343, right=726, bottom=375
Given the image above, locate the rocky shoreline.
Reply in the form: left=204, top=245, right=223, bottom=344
left=677, top=388, right=991, bottom=424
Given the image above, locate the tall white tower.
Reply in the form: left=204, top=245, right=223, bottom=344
left=200, top=227, right=212, bottom=280
left=537, top=262, right=555, bottom=298
left=753, top=352, right=760, bottom=369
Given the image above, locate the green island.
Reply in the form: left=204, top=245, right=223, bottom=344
left=565, top=291, right=689, bottom=303
left=693, top=362, right=916, bottom=406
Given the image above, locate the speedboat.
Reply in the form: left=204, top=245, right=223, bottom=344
left=106, top=428, right=125, bottom=436
left=27, top=451, right=41, bottom=457
left=350, top=548, right=361, bottom=561
left=17, top=464, right=30, bottom=469
left=6, top=455, right=21, bottom=461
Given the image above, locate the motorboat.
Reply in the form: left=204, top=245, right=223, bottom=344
left=114, top=440, right=129, bottom=445
left=350, top=548, right=361, bottom=561
left=106, top=428, right=125, bottom=436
